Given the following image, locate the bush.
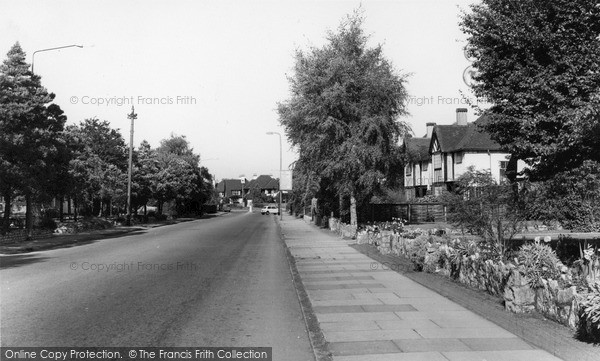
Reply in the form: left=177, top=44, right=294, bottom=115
left=524, top=161, right=600, bottom=232
left=577, top=281, right=600, bottom=343
left=516, top=241, right=563, bottom=288
left=442, top=167, right=524, bottom=257
left=407, top=235, right=430, bottom=271
left=39, top=217, right=57, bottom=230
left=42, top=208, right=60, bottom=219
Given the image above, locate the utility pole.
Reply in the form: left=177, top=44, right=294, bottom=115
left=126, top=106, right=137, bottom=226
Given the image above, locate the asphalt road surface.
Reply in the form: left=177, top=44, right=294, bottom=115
left=1, top=211, right=314, bottom=360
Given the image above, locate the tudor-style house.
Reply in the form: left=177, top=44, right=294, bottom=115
left=403, top=108, right=523, bottom=198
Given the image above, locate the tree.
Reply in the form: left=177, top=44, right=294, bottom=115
left=443, top=167, right=525, bottom=258
left=152, top=134, right=207, bottom=216
left=278, top=11, right=411, bottom=226
left=460, top=0, right=600, bottom=179
left=65, top=119, right=128, bottom=217
left=0, top=42, right=69, bottom=235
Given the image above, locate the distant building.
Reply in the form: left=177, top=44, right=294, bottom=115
left=216, top=178, right=247, bottom=204
left=246, top=174, right=279, bottom=197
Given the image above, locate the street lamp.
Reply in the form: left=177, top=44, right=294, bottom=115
left=266, top=131, right=283, bottom=220
left=32, top=44, right=83, bottom=74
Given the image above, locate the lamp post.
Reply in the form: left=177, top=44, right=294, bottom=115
left=266, top=131, right=282, bottom=220
left=32, top=45, right=83, bottom=74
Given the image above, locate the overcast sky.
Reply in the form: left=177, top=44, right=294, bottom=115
left=1, top=0, right=482, bottom=181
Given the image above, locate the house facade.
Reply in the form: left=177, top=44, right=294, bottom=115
left=403, top=108, right=523, bottom=198
left=216, top=178, right=248, bottom=204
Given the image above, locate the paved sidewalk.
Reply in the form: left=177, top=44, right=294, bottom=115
left=279, top=214, right=564, bottom=361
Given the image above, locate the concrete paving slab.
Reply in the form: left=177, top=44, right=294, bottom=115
left=376, top=319, right=441, bottom=330
left=316, top=311, right=401, bottom=323
left=320, top=321, right=381, bottom=332
left=311, top=299, right=384, bottom=307
left=393, top=338, right=471, bottom=352
left=328, top=340, right=399, bottom=356
left=459, top=337, right=535, bottom=351
left=441, top=349, right=565, bottom=361
left=414, top=327, right=517, bottom=339
left=323, top=329, right=422, bottom=342
left=362, top=304, right=418, bottom=312
left=333, top=351, right=449, bottom=361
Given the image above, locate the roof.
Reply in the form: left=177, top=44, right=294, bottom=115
left=247, top=174, right=279, bottom=190
left=403, top=137, right=431, bottom=162
left=431, top=115, right=502, bottom=153
left=216, top=179, right=243, bottom=192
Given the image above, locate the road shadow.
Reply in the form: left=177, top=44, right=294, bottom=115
left=0, top=229, right=148, bottom=256
left=0, top=253, right=49, bottom=269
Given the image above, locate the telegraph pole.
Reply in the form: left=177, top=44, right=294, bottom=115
left=126, top=106, right=137, bottom=226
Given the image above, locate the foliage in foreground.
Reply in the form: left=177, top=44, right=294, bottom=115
left=522, top=160, right=600, bottom=232
left=577, top=281, right=600, bottom=343
left=442, top=167, right=524, bottom=258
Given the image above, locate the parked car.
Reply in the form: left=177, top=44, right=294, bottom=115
left=261, top=205, right=279, bottom=215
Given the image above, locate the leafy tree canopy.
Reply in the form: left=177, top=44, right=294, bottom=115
left=461, top=0, right=600, bottom=179
left=278, top=11, right=411, bottom=224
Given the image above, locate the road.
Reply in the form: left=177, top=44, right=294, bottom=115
left=0, top=211, right=314, bottom=360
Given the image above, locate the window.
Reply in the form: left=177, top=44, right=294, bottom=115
left=231, top=190, right=241, bottom=196
left=455, top=152, right=463, bottom=164
left=499, top=161, right=509, bottom=183
left=405, top=164, right=412, bottom=176
left=422, top=162, right=428, bottom=171
left=433, top=153, right=442, bottom=169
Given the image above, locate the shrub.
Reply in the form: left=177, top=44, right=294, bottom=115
left=577, top=281, right=600, bottom=343
left=442, top=167, right=524, bottom=257
left=516, top=241, right=563, bottom=288
left=39, top=217, right=57, bottom=230
left=407, top=235, right=430, bottom=271
left=523, top=161, right=600, bottom=232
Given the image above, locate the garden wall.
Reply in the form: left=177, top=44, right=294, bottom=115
left=0, top=229, right=54, bottom=244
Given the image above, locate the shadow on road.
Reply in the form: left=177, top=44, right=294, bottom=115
left=0, top=253, right=49, bottom=269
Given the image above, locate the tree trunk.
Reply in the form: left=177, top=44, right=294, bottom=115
left=2, top=191, right=11, bottom=235
left=67, top=198, right=72, bottom=217
left=350, top=191, right=357, bottom=226
left=73, top=198, right=78, bottom=222
left=25, top=193, right=33, bottom=239
left=59, top=196, right=64, bottom=222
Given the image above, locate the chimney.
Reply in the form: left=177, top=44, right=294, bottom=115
left=456, top=108, right=468, bottom=126
left=426, top=122, right=435, bottom=138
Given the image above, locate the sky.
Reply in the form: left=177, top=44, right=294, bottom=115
left=1, top=0, right=484, bottom=181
